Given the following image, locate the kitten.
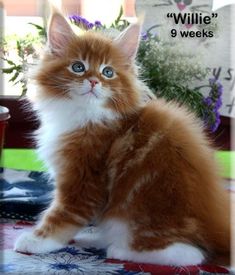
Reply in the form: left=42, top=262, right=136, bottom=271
left=14, top=11, right=230, bottom=266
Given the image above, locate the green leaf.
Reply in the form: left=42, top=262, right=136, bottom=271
left=114, top=6, right=123, bottom=26
left=4, top=59, right=16, bottom=66
left=28, top=22, right=43, bottom=30
left=9, top=72, right=20, bottom=83
left=2, top=67, right=15, bottom=74
left=28, top=23, right=47, bottom=37
left=16, top=40, right=21, bottom=52
left=21, top=84, right=28, bottom=97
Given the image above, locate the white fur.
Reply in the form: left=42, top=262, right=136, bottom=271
left=75, top=228, right=105, bottom=249
left=74, top=220, right=130, bottom=250
left=14, top=217, right=79, bottom=254
left=14, top=232, right=64, bottom=254
left=100, top=219, right=131, bottom=248
left=100, top=220, right=205, bottom=266
left=75, top=220, right=130, bottom=250
left=14, top=218, right=205, bottom=265
left=106, top=242, right=205, bottom=266
left=75, top=220, right=205, bottom=266
left=33, top=81, right=119, bottom=178
left=104, top=220, right=205, bottom=266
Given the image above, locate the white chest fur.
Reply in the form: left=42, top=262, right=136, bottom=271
left=34, top=97, right=118, bottom=178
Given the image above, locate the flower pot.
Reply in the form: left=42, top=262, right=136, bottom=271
left=0, top=106, right=10, bottom=159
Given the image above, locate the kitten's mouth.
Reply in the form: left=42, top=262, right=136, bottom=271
left=80, top=89, right=98, bottom=98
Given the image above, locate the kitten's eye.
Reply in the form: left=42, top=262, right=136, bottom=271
left=102, top=66, right=114, bottom=78
left=71, top=61, right=86, bottom=73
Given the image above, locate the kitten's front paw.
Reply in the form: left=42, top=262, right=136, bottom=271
left=14, top=231, right=64, bottom=254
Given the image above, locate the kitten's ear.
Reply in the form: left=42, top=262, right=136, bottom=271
left=114, top=19, right=142, bottom=61
left=48, top=11, right=74, bottom=56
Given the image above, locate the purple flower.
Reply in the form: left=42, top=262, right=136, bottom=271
left=209, top=77, right=216, bottom=86
left=210, top=112, right=221, bottom=132
left=209, top=78, right=223, bottom=96
left=69, top=15, right=95, bottom=30
left=141, top=32, right=148, bottom=41
left=203, top=97, right=213, bottom=106
left=216, top=81, right=223, bottom=96
left=203, top=77, right=224, bottom=132
left=87, top=23, right=94, bottom=29
left=81, top=18, right=90, bottom=26
left=214, top=97, right=222, bottom=110
left=94, top=20, right=102, bottom=27
left=69, top=15, right=82, bottom=24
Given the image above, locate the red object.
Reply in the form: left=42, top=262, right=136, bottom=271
left=0, top=106, right=10, bottom=157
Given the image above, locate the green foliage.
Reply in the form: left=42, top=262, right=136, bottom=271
left=28, top=23, right=47, bottom=38
left=110, top=6, right=130, bottom=31
left=1, top=29, right=45, bottom=97
left=1, top=7, right=221, bottom=131
left=137, top=36, right=214, bottom=125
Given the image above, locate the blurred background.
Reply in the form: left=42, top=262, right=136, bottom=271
left=0, top=0, right=234, bottom=118
left=0, top=0, right=136, bottom=96
left=0, top=2, right=234, bottom=270
left=0, top=0, right=234, bottom=150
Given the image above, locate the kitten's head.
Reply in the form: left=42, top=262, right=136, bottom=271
left=35, top=11, right=143, bottom=119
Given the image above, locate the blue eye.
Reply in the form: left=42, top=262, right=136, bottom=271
left=102, top=66, right=114, bottom=78
left=71, top=61, right=85, bottom=73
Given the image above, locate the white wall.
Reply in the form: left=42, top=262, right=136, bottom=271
left=136, top=0, right=234, bottom=118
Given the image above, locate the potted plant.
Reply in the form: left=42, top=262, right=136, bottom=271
left=0, top=8, right=224, bottom=134
left=0, top=25, right=45, bottom=97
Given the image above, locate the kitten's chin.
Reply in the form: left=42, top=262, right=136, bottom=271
left=80, top=90, right=99, bottom=98
left=70, top=91, right=104, bottom=107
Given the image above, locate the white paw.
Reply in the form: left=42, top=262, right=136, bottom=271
left=14, top=231, right=64, bottom=254
left=161, top=243, right=205, bottom=266
left=106, top=242, right=205, bottom=266
left=107, top=245, right=126, bottom=260
left=75, top=229, right=106, bottom=249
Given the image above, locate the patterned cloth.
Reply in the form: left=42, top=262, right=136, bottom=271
left=1, top=220, right=233, bottom=275
left=0, top=168, right=53, bottom=221
left=0, top=168, right=234, bottom=274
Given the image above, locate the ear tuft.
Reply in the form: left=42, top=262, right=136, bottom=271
left=113, top=19, right=142, bottom=61
left=48, top=11, right=74, bottom=56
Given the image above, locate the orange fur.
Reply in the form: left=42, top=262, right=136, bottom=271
left=23, top=12, right=230, bottom=265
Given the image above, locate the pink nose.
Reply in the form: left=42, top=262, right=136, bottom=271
left=89, top=79, right=99, bottom=88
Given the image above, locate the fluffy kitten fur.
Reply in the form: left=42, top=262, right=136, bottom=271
left=14, top=11, right=230, bottom=266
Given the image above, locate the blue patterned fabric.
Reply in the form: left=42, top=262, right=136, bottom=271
left=1, top=234, right=145, bottom=274
left=0, top=168, right=53, bottom=221
left=0, top=168, right=233, bottom=274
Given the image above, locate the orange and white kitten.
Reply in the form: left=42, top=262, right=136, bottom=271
left=14, top=11, right=230, bottom=266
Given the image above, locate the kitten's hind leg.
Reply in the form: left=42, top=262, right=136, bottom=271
left=101, top=219, right=205, bottom=266
left=107, top=242, right=205, bottom=266
left=14, top=205, right=85, bottom=254
left=74, top=227, right=107, bottom=249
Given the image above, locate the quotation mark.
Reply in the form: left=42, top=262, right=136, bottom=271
left=167, top=13, right=218, bottom=18
left=167, top=13, right=174, bottom=18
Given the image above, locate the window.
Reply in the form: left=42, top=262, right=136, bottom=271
left=1, top=0, right=45, bottom=96
left=0, top=0, right=135, bottom=96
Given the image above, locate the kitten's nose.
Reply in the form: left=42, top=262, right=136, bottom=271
left=89, top=78, right=99, bottom=88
